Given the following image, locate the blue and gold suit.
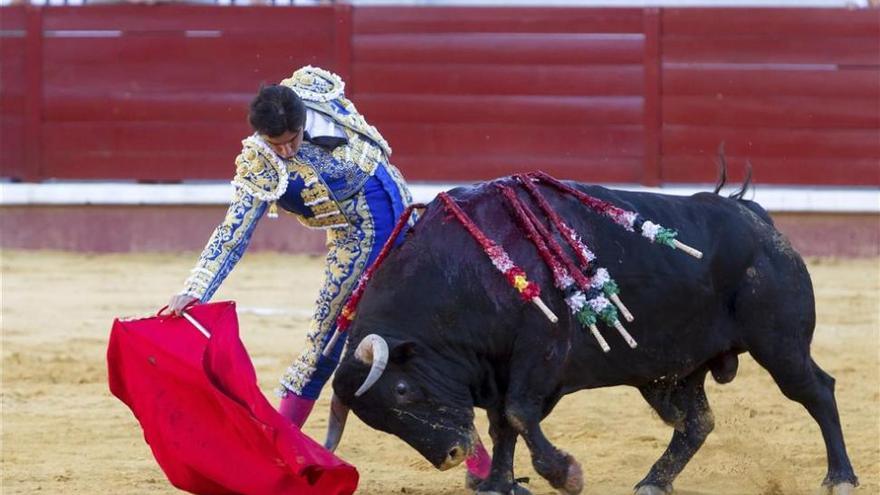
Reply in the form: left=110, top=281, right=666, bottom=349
left=180, top=66, right=413, bottom=399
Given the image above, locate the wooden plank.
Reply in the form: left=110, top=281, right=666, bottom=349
left=663, top=67, right=880, bottom=98
left=0, top=5, right=26, bottom=29
left=663, top=8, right=880, bottom=37
left=0, top=206, right=330, bottom=253
left=663, top=35, right=880, bottom=66
left=39, top=149, right=238, bottom=180
left=333, top=3, right=353, bottom=92
left=43, top=34, right=333, bottom=67
left=660, top=8, right=879, bottom=188
left=354, top=7, right=643, bottom=34
left=0, top=7, right=27, bottom=180
left=394, top=155, right=643, bottom=182
left=0, top=39, right=26, bottom=94
left=23, top=6, right=42, bottom=182
left=663, top=125, right=880, bottom=159
left=661, top=155, right=880, bottom=186
left=42, top=36, right=332, bottom=92
left=39, top=121, right=249, bottom=179
left=356, top=95, right=642, bottom=126
left=352, top=63, right=644, bottom=97
left=663, top=96, right=880, bottom=129
left=40, top=121, right=247, bottom=153
left=43, top=62, right=297, bottom=93
left=42, top=5, right=334, bottom=32
left=383, top=123, right=643, bottom=157
left=354, top=33, right=644, bottom=65
left=0, top=12, right=28, bottom=110
left=0, top=35, right=26, bottom=133
left=642, top=8, right=662, bottom=186
left=43, top=91, right=251, bottom=122
left=0, top=120, right=25, bottom=179
left=0, top=93, right=25, bottom=116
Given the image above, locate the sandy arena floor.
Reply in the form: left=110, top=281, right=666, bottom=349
left=1, top=251, right=878, bottom=495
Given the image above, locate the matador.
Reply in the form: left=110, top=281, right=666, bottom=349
left=166, top=66, right=492, bottom=485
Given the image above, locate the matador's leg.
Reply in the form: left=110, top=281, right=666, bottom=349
left=279, top=219, right=376, bottom=402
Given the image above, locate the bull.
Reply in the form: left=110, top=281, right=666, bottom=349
left=325, top=173, right=859, bottom=495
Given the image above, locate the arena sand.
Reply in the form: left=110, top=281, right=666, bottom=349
left=1, top=251, right=877, bottom=495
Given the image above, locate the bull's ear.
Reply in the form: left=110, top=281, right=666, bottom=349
left=389, top=341, right=417, bottom=364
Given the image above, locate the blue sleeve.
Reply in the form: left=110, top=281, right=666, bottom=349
left=180, top=186, right=268, bottom=301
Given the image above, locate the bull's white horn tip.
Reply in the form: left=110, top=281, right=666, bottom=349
left=353, top=334, right=389, bottom=397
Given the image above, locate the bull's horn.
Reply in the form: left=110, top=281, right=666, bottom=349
left=324, top=393, right=350, bottom=452
left=354, top=334, right=389, bottom=397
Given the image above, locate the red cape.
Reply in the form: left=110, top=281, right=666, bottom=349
left=107, top=301, right=358, bottom=495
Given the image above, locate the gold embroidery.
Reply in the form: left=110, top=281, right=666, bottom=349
left=181, top=186, right=266, bottom=300
left=311, top=201, right=341, bottom=215
left=280, top=65, right=344, bottom=103
left=296, top=213, right=348, bottom=230
left=231, top=136, right=289, bottom=202
left=300, top=185, right=330, bottom=204
left=279, top=189, right=377, bottom=396
left=332, top=132, right=382, bottom=176
left=281, top=66, right=392, bottom=157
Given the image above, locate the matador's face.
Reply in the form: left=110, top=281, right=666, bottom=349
left=262, top=128, right=303, bottom=160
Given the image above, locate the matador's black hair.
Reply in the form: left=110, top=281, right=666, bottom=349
left=248, top=84, right=306, bottom=138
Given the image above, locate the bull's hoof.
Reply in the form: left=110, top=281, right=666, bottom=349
left=558, top=457, right=584, bottom=495
left=827, top=482, right=857, bottom=495
left=466, top=471, right=482, bottom=491
left=634, top=484, right=673, bottom=495
left=474, top=485, right=532, bottom=495
left=470, top=475, right=533, bottom=495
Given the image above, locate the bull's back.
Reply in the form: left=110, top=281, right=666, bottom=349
left=431, top=180, right=809, bottom=390
left=544, top=185, right=806, bottom=390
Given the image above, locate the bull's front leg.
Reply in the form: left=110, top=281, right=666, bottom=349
left=506, top=400, right=584, bottom=495
left=474, top=408, right=532, bottom=495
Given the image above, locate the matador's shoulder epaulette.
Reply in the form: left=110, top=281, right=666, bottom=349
left=281, top=66, right=392, bottom=157
left=281, top=65, right=346, bottom=104
left=231, top=135, right=289, bottom=202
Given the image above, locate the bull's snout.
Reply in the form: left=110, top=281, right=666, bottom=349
left=438, top=445, right=468, bottom=471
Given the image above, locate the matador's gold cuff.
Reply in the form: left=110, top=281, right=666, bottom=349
left=180, top=267, right=214, bottom=300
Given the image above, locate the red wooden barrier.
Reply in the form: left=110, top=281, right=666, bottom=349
left=641, top=8, right=662, bottom=186
left=0, top=7, right=28, bottom=180
left=350, top=6, right=647, bottom=183
left=42, top=5, right=339, bottom=181
left=659, top=8, right=880, bottom=186
left=0, top=5, right=877, bottom=186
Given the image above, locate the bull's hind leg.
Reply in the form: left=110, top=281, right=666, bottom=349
left=748, top=349, right=859, bottom=493
left=635, top=368, right=714, bottom=495
left=741, top=254, right=858, bottom=493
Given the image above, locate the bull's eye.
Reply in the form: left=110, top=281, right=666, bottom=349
left=395, top=381, right=408, bottom=396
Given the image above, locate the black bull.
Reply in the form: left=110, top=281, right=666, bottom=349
left=328, top=177, right=859, bottom=495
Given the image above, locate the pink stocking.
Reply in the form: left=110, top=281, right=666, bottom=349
left=465, top=436, right=492, bottom=479
left=278, top=395, right=316, bottom=428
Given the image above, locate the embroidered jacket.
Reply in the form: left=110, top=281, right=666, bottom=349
left=181, top=66, right=399, bottom=301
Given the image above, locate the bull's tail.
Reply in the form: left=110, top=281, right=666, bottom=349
left=712, top=142, right=728, bottom=195
left=729, top=161, right=753, bottom=200
left=712, top=141, right=754, bottom=201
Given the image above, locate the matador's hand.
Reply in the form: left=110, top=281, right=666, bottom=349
left=167, top=294, right=199, bottom=316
